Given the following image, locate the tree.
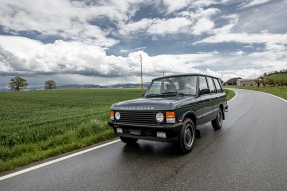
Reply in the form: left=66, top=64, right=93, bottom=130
left=9, top=76, right=28, bottom=91
left=255, top=79, right=261, bottom=88
left=266, top=77, right=276, bottom=86
left=45, top=80, right=57, bottom=90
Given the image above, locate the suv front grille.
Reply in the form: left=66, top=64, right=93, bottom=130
left=116, top=111, right=164, bottom=124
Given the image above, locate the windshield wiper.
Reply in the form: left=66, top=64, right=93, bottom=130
left=160, top=92, right=185, bottom=96
left=145, top=94, right=160, bottom=98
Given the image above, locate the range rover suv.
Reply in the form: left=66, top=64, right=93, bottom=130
left=108, top=73, right=228, bottom=153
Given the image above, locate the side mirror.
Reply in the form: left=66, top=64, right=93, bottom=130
left=200, top=89, right=210, bottom=96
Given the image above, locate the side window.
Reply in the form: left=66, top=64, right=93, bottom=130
left=206, top=77, right=216, bottom=93
left=199, top=76, right=208, bottom=90
left=214, top=79, right=223, bottom=93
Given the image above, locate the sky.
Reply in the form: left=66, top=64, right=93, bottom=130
left=0, top=0, right=287, bottom=89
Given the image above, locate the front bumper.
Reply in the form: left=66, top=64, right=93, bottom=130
left=108, top=121, right=182, bottom=142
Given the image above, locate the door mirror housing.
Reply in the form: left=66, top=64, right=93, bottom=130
left=200, top=89, right=210, bottom=96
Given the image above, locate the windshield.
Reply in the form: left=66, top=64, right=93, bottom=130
left=146, top=76, right=197, bottom=97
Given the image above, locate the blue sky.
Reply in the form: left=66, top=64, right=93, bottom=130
left=0, top=0, right=287, bottom=89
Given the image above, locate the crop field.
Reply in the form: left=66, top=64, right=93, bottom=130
left=0, top=88, right=235, bottom=173
left=0, top=89, right=144, bottom=172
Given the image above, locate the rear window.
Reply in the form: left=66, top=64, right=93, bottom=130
left=206, top=77, right=216, bottom=93
left=214, top=79, right=223, bottom=93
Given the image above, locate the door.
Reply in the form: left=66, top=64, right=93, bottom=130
left=197, top=76, right=213, bottom=125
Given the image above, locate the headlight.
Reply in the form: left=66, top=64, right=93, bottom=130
left=156, top=112, right=164, bottom=122
left=115, top=111, right=121, bottom=120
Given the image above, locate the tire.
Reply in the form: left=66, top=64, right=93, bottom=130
left=178, top=118, right=195, bottom=154
left=120, top=136, right=138, bottom=144
left=212, top=108, right=223, bottom=130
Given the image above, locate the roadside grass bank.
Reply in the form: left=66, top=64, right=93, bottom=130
left=224, top=89, right=236, bottom=101
left=223, top=86, right=287, bottom=101
left=0, top=89, right=143, bottom=173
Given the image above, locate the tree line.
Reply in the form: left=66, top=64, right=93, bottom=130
left=254, top=76, right=287, bottom=88
left=8, top=77, right=57, bottom=91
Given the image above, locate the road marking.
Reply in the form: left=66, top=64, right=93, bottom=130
left=0, top=139, right=120, bottom=181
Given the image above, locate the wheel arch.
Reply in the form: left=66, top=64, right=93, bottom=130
left=182, top=112, right=197, bottom=127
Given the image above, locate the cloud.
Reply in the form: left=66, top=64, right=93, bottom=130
left=1, top=35, right=286, bottom=87
left=240, top=0, right=271, bottom=8
left=192, top=18, right=215, bottom=35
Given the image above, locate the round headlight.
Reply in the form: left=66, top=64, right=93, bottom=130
left=115, top=112, right=120, bottom=120
left=156, top=112, right=164, bottom=122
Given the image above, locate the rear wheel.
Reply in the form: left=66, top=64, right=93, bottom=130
left=120, top=136, right=138, bottom=144
left=178, top=118, right=195, bottom=154
left=212, top=108, right=223, bottom=130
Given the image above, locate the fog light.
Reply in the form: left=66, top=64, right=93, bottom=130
left=157, top=132, right=166, bottom=138
left=117, top=128, right=123, bottom=133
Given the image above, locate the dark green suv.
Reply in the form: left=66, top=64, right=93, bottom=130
left=108, top=73, right=228, bottom=153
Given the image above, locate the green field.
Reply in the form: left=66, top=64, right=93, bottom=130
left=0, top=88, right=235, bottom=173
left=0, top=89, right=144, bottom=172
left=268, top=73, right=287, bottom=80
left=224, top=86, right=287, bottom=100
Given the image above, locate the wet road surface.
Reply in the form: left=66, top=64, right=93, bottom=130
left=1, top=89, right=287, bottom=190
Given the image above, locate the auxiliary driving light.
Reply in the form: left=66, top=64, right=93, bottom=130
left=157, top=132, right=166, bottom=138
left=117, top=128, right=123, bottom=133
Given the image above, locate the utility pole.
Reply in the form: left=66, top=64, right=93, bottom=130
left=140, top=54, right=143, bottom=94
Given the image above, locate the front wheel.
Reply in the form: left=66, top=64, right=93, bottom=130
left=212, top=108, right=223, bottom=130
left=178, top=118, right=195, bottom=154
left=120, top=136, right=138, bottom=144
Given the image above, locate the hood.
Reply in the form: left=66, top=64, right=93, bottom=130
left=111, top=96, right=195, bottom=111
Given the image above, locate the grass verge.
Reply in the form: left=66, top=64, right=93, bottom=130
left=224, top=89, right=236, bottom=101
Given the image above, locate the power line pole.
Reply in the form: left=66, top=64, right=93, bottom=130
left=140, top=54, right=143, bottom=94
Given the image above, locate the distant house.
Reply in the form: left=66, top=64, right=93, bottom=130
left=223, top=77, right=242, bottom=86
left=237, top=79, right=256, bottom=86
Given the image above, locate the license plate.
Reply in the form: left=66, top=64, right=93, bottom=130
left=129, top=129, right=141, bottom=135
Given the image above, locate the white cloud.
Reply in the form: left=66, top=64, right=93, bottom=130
left=1, top=35, right=286, bottom=88
left=192, top=18, right=215, bottom=35
left=240, top=0, right=271, bottom=8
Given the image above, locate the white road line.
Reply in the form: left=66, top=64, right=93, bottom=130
left=0, top=139, right=120, bottom=181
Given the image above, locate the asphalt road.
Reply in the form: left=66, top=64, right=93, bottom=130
left=1, top=89, right=287, bottom=191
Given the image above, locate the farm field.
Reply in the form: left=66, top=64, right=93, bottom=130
left=0, top=89, right=144, bottom=172
left=0, top=88, right=235, bottom=173
left=224, top=86, right=287, bottom=100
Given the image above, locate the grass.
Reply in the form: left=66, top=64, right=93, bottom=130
left=224, top=89, right=236, bottom=101
left=268, top=73, right=287, bottom=80
left=223, top=86, right=287, bottom=100
left=0, top=89, right=144, bottom=173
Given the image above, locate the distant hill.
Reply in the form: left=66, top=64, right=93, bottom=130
left=268, top=73, right=287, bottom=80
left=57, top=82, right=150, bottom=89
